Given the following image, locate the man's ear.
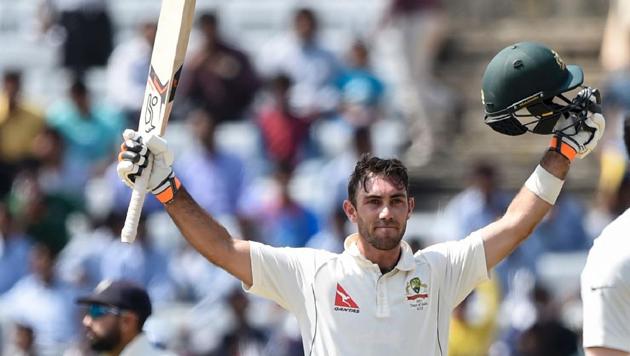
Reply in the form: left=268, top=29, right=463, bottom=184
left=343, top=200, right=357, bottom=223
left=407, top=197, right=415, bottom=219
left=120, top=312, right=140, bottom=334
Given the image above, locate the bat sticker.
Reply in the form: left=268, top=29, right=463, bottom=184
left=168, top=65, right=183, bottom=102
left=144, top=66, right=170, bottom=133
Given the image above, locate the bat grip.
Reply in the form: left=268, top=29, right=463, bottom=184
left=121, top=156, right=154, bottom=243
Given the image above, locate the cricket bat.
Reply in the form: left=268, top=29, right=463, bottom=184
left=121, top=0, right=196, bottom=243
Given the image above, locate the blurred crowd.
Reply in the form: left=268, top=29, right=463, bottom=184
left=0, top=0, right=629, bottom=355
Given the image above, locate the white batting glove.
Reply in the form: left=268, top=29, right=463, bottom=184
left=117, top=129, right=181, bottom=204
left=549, top=88, right=605, bottom=161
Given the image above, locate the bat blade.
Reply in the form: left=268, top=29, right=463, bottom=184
left=121, top=0, right=196, bottom=243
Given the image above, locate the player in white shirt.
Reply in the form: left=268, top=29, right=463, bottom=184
left=581, top=114, right=630, bottom=356
left=116, top=42, right=605, bottom=355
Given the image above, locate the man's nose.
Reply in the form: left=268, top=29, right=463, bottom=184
left=82, top=315, right=93, bottom=327
left=379, top=205, right=392, bottom=219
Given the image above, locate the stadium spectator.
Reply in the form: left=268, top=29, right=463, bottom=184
left=306, top=206, right=348, bottom=253
left=0, top=203, right=32, bottom=294
left=210, top=287, right=269, bottom=356
left=1, top=322, right=36, bottom=356
left=77, top=280, right=174, bottom=355
left=0, top=243, right=80, bottom=355
left=169, top=242, right=239, bottom=302
left=438, top=162, right=544, bottom=293
left=448, top=278, right=500, bottom=356
left=319, top=126, right=374, bottom=214
left=335, top=40, right=385, bottom=128
left=440, top=162, right=511, bottom=242
left=0, top=70, right=45, bottom=197
left=377, top=0, right=460, bottom=166
left=179, top=12, right=260, bottom=123
left=517, top=320, right=579, bottom=356
left=38, top=0, right=114, bottom=78
left=529, top=193, right=591, bottom=252
left=7, top=168, right=82, bottom=254
left=379, top=0, right=447, bottom=89
left=98, top=214, right=176, bottom=306
left=106, top=20, right=158, bottom=126
left=244, top=162, right=319, bottom=247
left=256, top=73, right=313, bottom=168
left=46, top=79, right=124, bottom=178
left=257, top=7, right=342, bottom=118
left=175, top=108, right=250, bottom=235
left=31, top=126, right=86, bottom=199
left=516, top=284, right=579, bottom=356
left=56, top=211, right=120, bottom=294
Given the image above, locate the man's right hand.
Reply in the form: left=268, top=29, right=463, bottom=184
left=117, top=129, right=181, bottom=204
left=549, top=88, right=605, bottom=161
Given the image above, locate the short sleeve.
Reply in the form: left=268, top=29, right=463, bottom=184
left=581, top=254, right=630, bottom=352
left=244, top=242, right=327, bottom=313
left=422, top=233, right=489, bottom=308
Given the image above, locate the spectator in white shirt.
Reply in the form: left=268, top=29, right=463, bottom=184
left=257, top=7, right=342, bottom=117
left=1, top=242, right=80, bottom=355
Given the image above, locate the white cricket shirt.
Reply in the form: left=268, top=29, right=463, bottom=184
left=581, top=208, right=630, bottom=353
left=245, top=232, right=489, bottom=356
left=121, top=333, right=175, bottom=356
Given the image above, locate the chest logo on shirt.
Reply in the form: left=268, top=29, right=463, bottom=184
left=334, top=283, right=360, bottom=313
left=406, top=277, right=429, bottom=310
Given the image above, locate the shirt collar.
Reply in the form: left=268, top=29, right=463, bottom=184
left=120, top=333, right=153, bottom=356
left=343, top=234, right=415, bottom=272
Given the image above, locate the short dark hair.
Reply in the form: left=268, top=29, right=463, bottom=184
left=347, top=154, right=409, bottom=205
left=3, top=69, right=21, bottom=84
left=269, top=73, right=292, bottom=92
left=198, top=11, right=218, bottom=28
left=294, top=7, right=318, bottom=27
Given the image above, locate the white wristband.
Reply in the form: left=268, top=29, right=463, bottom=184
left=524, top=165, right=564, bottom=205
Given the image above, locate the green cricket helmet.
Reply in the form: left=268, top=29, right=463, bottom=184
left=481, top=42, right=585, bottom=136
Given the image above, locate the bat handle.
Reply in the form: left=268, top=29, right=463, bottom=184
left=121, top=156, right=154, bottom=243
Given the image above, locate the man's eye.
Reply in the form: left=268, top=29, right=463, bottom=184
left=368, top=199, right=380, bottom=205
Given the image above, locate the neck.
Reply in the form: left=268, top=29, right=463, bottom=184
left=356, top=237, right=401, bottom=274
left=78, top=105, right=90, bottom=117
left=38, top=274, right=54, bottom=287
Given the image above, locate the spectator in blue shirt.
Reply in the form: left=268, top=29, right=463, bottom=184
left=46, top=79, right=124, bottom=176
left=0, top=203, right=32, bottom=294
left=0, top=243, right=80, bottom=355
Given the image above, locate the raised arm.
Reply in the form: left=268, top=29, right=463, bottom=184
left=479, top=98, right=605, bottom=271
left=117, top=130, right=253, bottom=286
left=479, top=151, right=568, bottom=270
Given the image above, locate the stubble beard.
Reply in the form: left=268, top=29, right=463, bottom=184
left=359, top=220, right=407, bottom=251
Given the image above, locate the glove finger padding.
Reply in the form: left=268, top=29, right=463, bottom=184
left=550, top=91, right=606, bottom=161
left=117, top=159, right=141, bottom=187
left=579, top=112, right=605, bottom=158
left=116, top=130, right=178, bottom=202
left=117, top=131, right=150, bottom=186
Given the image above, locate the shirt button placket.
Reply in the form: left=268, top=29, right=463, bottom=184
left=376, top=275, right=390, bottom=318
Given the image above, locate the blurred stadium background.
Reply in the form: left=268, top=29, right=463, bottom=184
left=0, top=0, right=628, bottom=355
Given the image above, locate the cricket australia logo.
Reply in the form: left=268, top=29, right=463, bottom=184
left=406, top=277, right=429, bottom=310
